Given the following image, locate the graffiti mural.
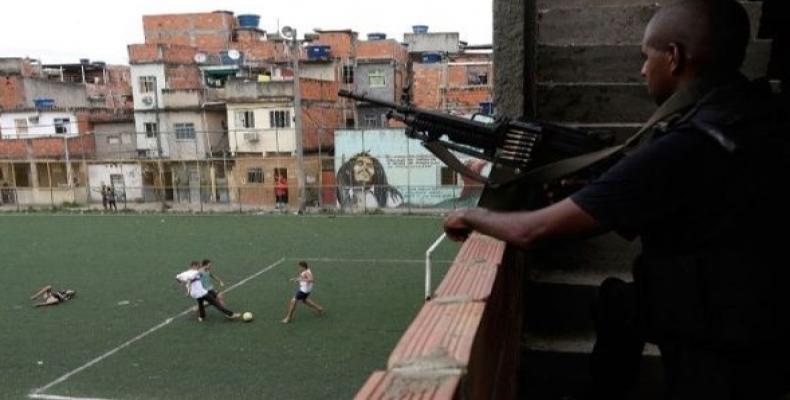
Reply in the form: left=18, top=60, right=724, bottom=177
left=335, top=129, right=487, bottom=209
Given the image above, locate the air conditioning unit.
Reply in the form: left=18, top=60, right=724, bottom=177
left=243, top=132, right=259, bottom=142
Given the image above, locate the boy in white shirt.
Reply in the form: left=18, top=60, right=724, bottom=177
left=281, top=261, right=324, bottom=323
left=176, top=261, right=240, bottom=322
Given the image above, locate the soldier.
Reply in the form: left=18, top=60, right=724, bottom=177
left=444, top=1, right=789, bottom=398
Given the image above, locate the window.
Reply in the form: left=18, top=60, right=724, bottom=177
left=440, top=167, right=458, bottom=186
left=342, top=65, right=354, bottom=84
left=247, top=168, right=264, bottom=183
left=14, top=119, right=28, bottom=134
left=345, top=117, right=355, bottom=129
left=174, top=123, right=195, bottom=140
left=107, top=136, right=121, bottom=145
left=236, top=110, right=255, bottom=128
left=144, top=122, right=158, bottom=138
left=368, top=69, right=386, bottom=88
left=139, top=76, right=157, bottom=93
left=467, top=67, right=489, bottom=85
left=363, top=114, right=381, bottom=128
left=269, top=110, right=291, bottom=128
left=54, top=118, right=70, bottom=134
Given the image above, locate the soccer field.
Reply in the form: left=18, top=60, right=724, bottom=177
left=0, top=214, right=459, bottom=400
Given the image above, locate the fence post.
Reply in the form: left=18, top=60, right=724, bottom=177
left=238, top=186, right=242, bottom=214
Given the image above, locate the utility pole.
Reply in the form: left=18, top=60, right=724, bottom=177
left=282, top=26, right=306, bottom=212
left=154, top=78, right=167, bottom=208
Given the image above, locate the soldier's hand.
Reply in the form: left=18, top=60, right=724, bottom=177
left=443, top=209, right=473, bottom=242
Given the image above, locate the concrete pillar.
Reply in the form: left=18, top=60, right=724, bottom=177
left=493, top=0, right=536, bottom=118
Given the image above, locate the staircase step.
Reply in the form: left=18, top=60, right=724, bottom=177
left=520, top=345, right=665, bottom=400
left=524, top=333, right=660, bottom=356
left=538, top=2, right=762, bottom=46
left=538, top=41, right=772, bottom=83
left=538, top=0, right=663, bottom=9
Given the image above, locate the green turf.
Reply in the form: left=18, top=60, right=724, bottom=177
left=0, top=214, right=459, bottom=399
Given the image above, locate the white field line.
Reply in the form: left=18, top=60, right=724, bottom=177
left=29, top=394, right=113, bottom=400
left=296, top=257, right=453, bottom=264
left=29, top=257, right=286, bottom=399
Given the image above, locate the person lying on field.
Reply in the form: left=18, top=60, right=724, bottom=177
left=30, top=285, right=76, bottom=307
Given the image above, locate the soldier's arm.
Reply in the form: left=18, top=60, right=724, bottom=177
left=443, top=198, right=603, bottom=249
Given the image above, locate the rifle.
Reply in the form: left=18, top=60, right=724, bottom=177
left=338, top=90, right=616, bottom=205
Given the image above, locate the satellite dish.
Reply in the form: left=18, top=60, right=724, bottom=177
left=194, top=52, right=207, bottom=64
left=281, top=25, right=294, bottom=38
left=141, top=96, right=154, bottom=106
left=227, top=49, right=241, bottom=60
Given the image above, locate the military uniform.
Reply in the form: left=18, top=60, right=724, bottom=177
left=571, top=74, right=790, bottom=399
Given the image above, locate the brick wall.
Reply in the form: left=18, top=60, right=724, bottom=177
left=412, top=65, right=445, bottom=109
left=446, top=87, right=492, bottom=114
left=165, top=65, right=202, bottom=90
left=0, top=75, right=26, bottom=109
left=301, top=105, right=337, bottom=151
left=0, top=134, right=96, bottom=159
left=357, top=40, right=408, bottom=64
left=143, top=12, right=235, bottom=52
left=315, top=31, right=357, bottom=60
left=300, top=78, right=339, bottom=102
left=128, top=44, right=197, bottom=65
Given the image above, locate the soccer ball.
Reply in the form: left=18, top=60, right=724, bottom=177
left=242, top=312, right=254, bottom=322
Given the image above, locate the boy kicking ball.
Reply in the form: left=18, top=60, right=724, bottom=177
left=176, top=261, right=241, bottom=322
left=281, top=261, right=324, bottom=324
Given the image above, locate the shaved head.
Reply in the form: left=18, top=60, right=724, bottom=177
left=645, top=0, right=750, bottom=73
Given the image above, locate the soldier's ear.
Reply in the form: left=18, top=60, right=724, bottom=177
left=667, top=42, right=685, bottom=75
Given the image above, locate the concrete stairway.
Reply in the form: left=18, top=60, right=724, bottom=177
left=520, top=1, right=771, bottom=399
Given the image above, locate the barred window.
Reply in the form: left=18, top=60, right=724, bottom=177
left=174, top=123, right=195, bottom=140
left=236, top=110, right=255, bottom=128
left=247, top=168, right=264, bottom=183
left=139, top=76, right=157, bottom=93
left=269, top=110, right=291, bottom=128
left=144, top=122, right=158, bottom=138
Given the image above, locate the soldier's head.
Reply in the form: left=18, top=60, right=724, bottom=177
left=641, top=0, right=750, bottom=105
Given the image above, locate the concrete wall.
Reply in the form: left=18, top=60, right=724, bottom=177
left=222, top=80, right=294, bottom=102
left=23, top=78, right=89, bottom=109
left=93, top=121, right=136, bottom=159
left=130, top=64, right=166, bottom=110
left=403, top=32, right=461, bottom=54
left=300, top=63, right=337, bottom=81
left=0, top=111, right=79, bottom=138
left=354, top=62, right=397, bottom=103
left=87, top=163, right=143, bottom=201
left=134, top=109, right=218, bottom=159
left=227, top=102, right=296, bottom=155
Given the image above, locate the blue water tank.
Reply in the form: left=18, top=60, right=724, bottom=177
left=412, top=25, right=429, bottom=34
left=237, top=14, right=260, bottom=28
left=421, top=52, right=442, bottom=63
left=34, top=98, right=55, bottom=109
left=367, top=32, right=387, bottom=41
left=479, top=102, right=494, bottom=115
left=306, top=45, right=331, bottom=61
